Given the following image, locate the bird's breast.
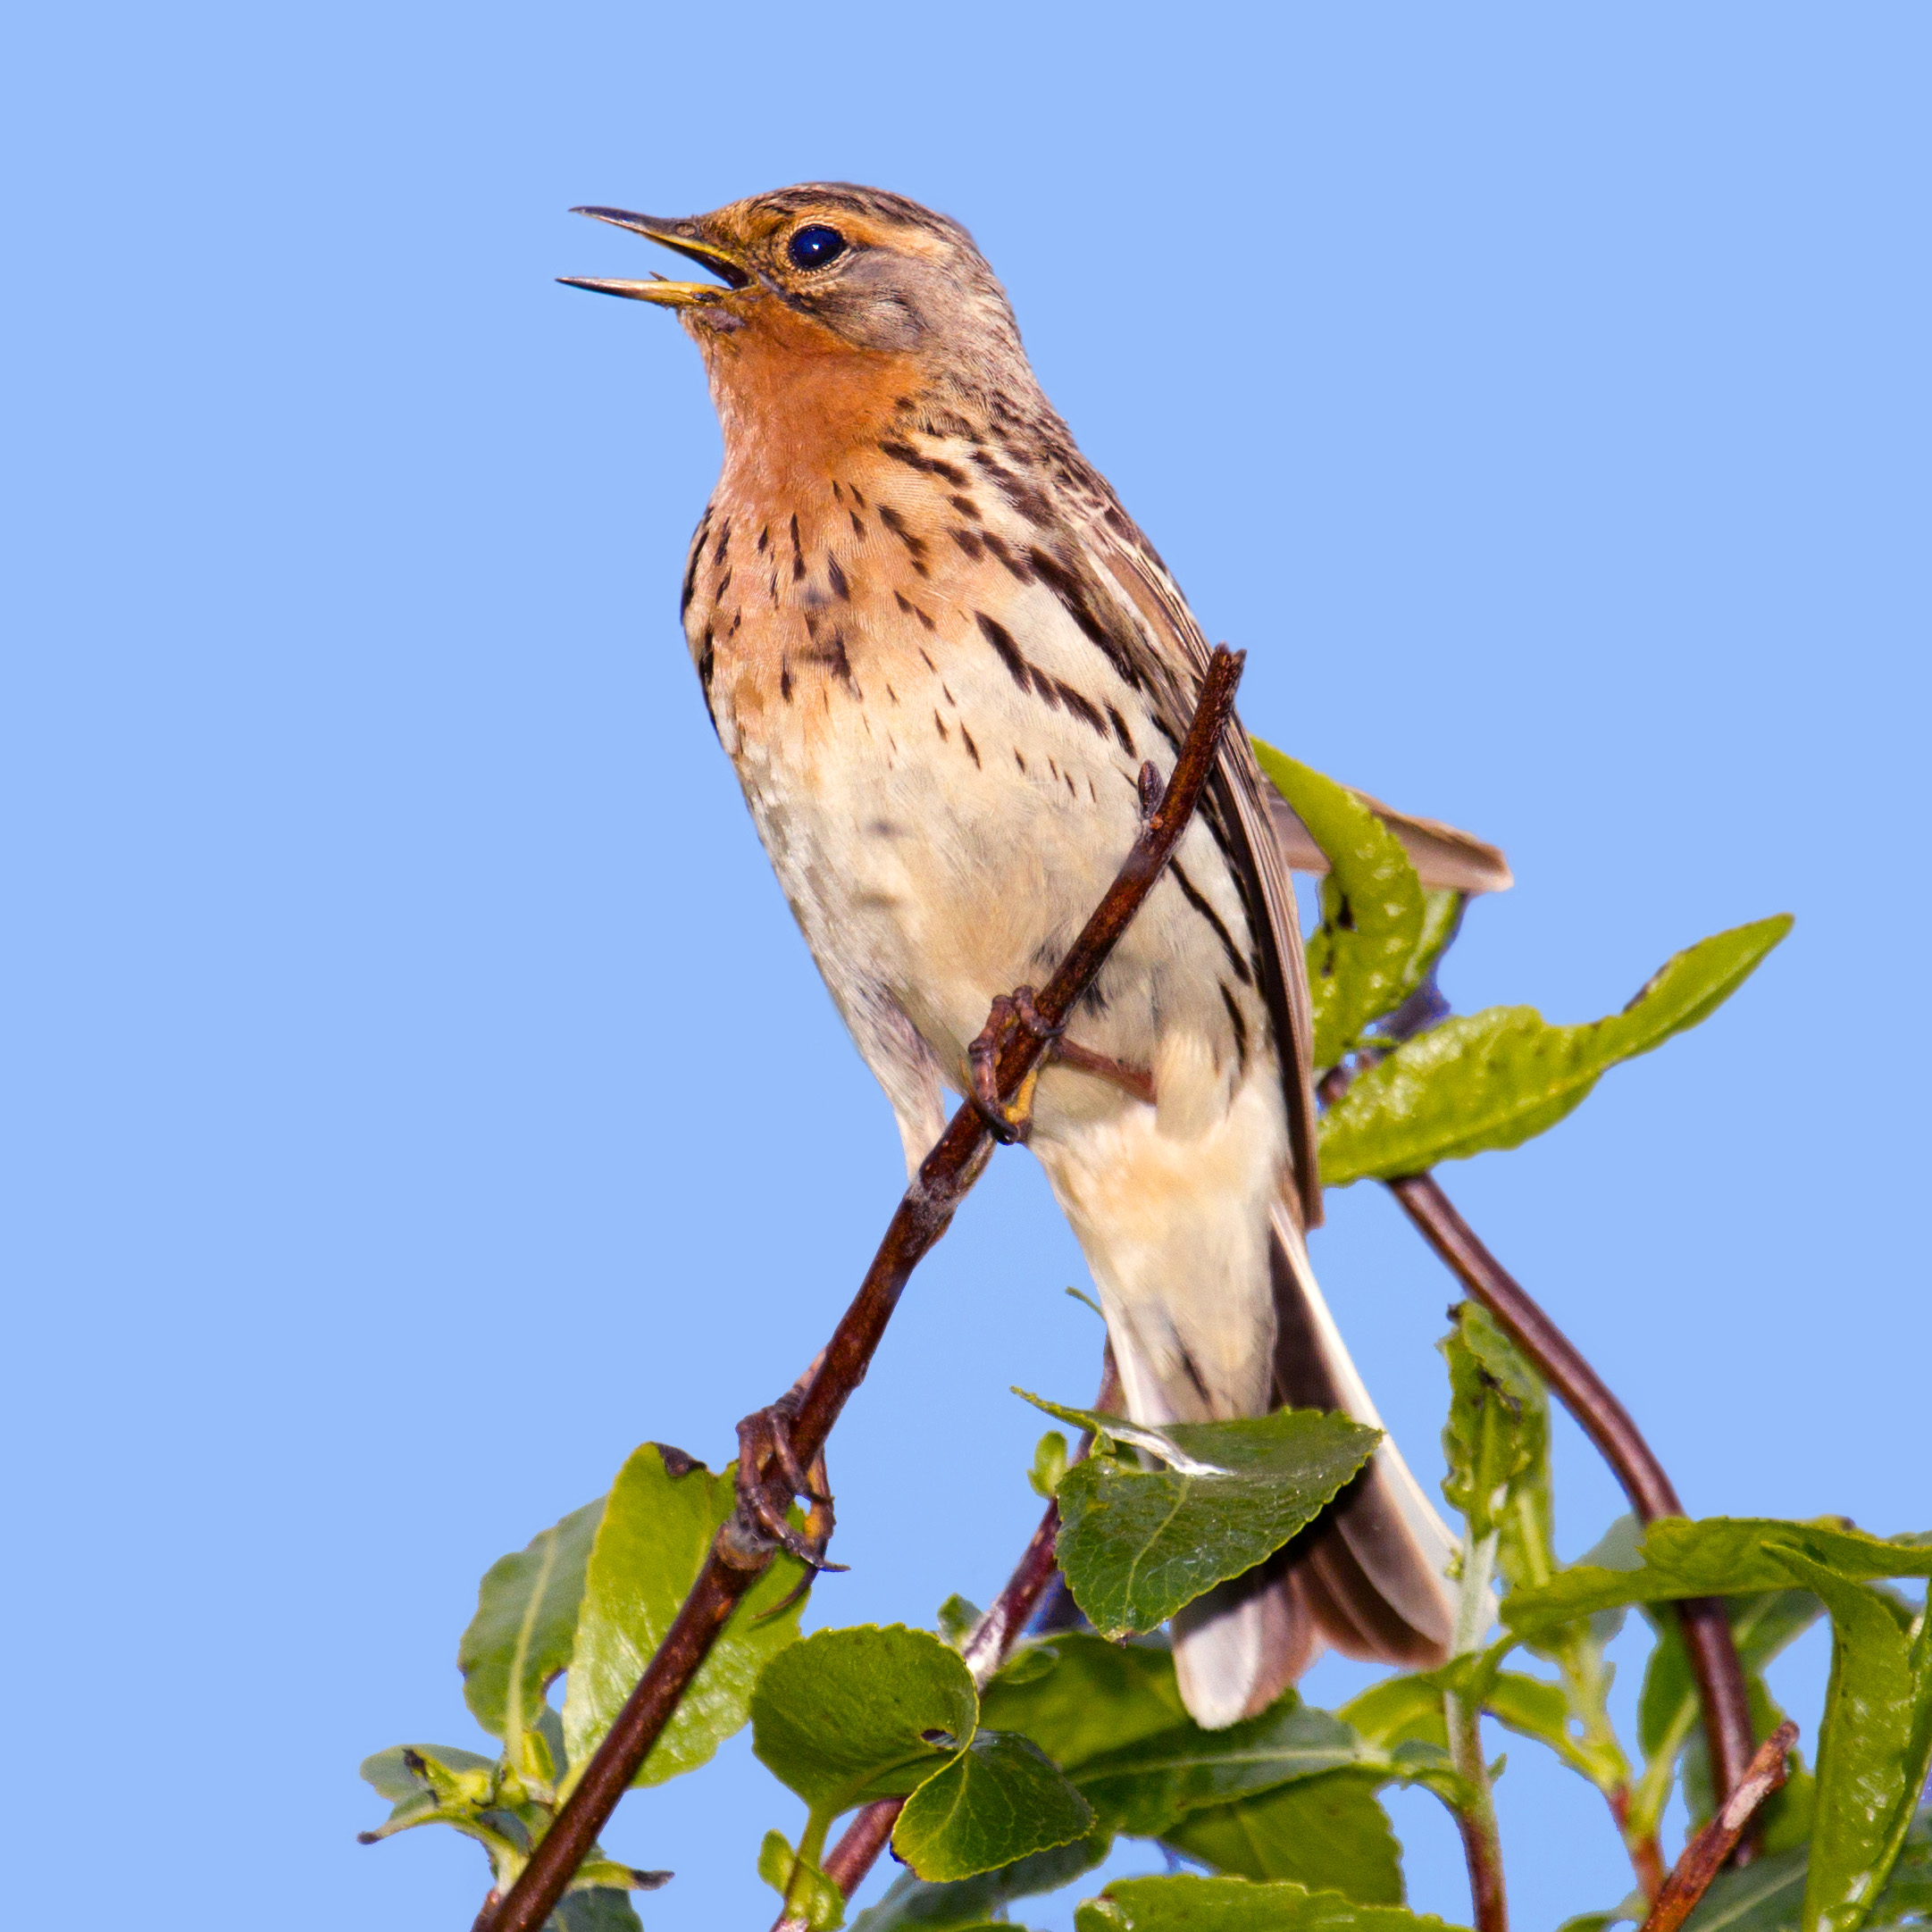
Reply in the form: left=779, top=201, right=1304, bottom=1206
left=677, top=449, right=1271, bottom=1143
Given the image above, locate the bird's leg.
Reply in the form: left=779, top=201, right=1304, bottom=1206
left=1049, top=1038, right=1157, bottom=1106
left=966, top=986, right=1061, bottom=1144
left=734, top=1387, right=848, bottom=1577
left=1016, top=988, right=1158, bottom=1104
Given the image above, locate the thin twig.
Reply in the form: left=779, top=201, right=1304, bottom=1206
left=1385, top=1173, right=1759, bottom=1835
left=819, top=1801, right=900, bottom=1905
left=1610, top=1788, right=1669, bottom=1903
left=477, top=649, right=1246, bottom=1932
left=771, top=1351, right=1123, bottom=1930
left=1636, top=1721, right=1796, bottom=1932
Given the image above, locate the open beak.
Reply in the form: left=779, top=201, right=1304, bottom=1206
left=560, top=205, right=752, bottom=307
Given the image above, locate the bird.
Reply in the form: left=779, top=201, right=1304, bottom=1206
left=564, top=185, right=1502, bottom=1728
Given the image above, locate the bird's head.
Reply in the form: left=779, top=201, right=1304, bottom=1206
left=563, top=185, right=1031, bottom=450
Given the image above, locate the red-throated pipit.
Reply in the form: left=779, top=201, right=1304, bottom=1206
left=565, top=186, right=1507, bottom=1726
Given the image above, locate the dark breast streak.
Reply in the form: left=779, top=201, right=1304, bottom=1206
left=680, top=404, right=1282, bottom=1114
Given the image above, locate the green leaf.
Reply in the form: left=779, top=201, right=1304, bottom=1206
left=1077, top=1872, right=1468, bottom=1931
left=1326, top=1683, right=1483, bottom=1811
left=1538, top=1517, right=1639, bottom=1697
left=894, top=1731, right=1095, bottom=1882
left=1518, top=1515, right=1649, bottom=1846
left=936, top=1595, right=983, bottom=1651
left=1016, top=1394, right=1380, bottom=1638
left=759, top=1828, right=845, bottom=1931
left=1476, top=1671, right=1625, bottom=1789
left=1336, top=1677, right=1448, bottom=1753
left=1579, top=1514, right=1645, bottom=1567
left=1160, top=1772, right=1406, bottom=1903
left=1438, top=1302, right=1543, bottom=1553
left=1776, top=1551, right=1932, bottom=1932
left=754, top=1624, right=977, bottom=1844
left=1423, top=1636, right=1517, bottom=1709
left=357, top=1742, right=507, bottom=1849
left=1031, top=1431, right=1071, bottom=1499
left=360, top=1742, right=498, bottom=1807
left=1317, top=916, right=1793, bottom=1186
left=1874, top=1809, right=1932, bottom=1925
left=1249, top=741, right=1427, bottom=1069
left=1074, top=1694, right=1367, bottom=1835
left=568, top=1860, right=670, bottom=1894
left=460, top=1497, right=605, bottom=1785
left=1409, top=891, right=1466, bottom=999
left=980, top=1632, right=1190, bottom=1770
left=561, top=1444, right=809, bottom=1794
left=553, top=1889, right=646, bottom=1932
left=982, top=1637, right=1400, bottom=1863
left=1504, top=1520, right=1932, bottom=1637
left=355, top=1743, right=536, bottom=1886
left=1465, top=1314, right=1554, bottom=1602
left=851, top=1834, right=1111, bottom=1930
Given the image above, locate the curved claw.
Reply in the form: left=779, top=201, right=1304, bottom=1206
left=966, top=988, right=1060, bottom=1145
left=735, top=1397, right=845, bottom=1593
left=757, top=1450, right=848, bottom=1621
left=1009, top=985, right=1065, bottom=1047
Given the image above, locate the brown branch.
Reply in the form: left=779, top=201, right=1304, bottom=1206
left=819, top=1800, right=900, bottom=1903
left=772, top=1350, right=1124, bottom=1930
left=1636, top=1721, right=1796, bottom=1932
left=478, top=648, right=1247, bottom=1932
left=1385, top=1172, right=1759, bottom=1848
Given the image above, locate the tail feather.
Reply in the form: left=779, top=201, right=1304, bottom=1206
left=1268, top=1211, right=1458, bottom=1655
left=1161, top=1215, right=1455, bottom=1727
left=1171, top=1557, right=1312, bottom=1731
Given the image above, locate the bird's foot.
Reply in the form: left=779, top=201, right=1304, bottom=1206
left=966, top=986, right=1062, bottom=1144
left=734, top=1391, right=846, bottom=1591
left=970, top=986, right=1154, bottom=1126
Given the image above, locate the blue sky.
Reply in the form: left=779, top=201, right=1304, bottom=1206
left=4, top=5, right=1927, bottom=1928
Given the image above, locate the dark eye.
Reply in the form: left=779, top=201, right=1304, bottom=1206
left=788, top=224, right=846, bottom=271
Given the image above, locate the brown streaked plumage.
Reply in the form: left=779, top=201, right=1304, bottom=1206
left=568, top=185, right=1509, bottom=1726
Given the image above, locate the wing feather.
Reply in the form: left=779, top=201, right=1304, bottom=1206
left=1071, top=512, right=1326, bottom=1229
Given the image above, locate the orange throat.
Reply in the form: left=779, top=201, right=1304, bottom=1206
left=694, top=308, right=927, bottom=513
